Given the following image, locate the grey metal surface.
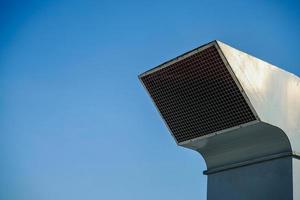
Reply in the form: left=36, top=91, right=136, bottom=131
left=182, top=122, right=291, bottom=169
left=207, top=156, right=293, bottom=200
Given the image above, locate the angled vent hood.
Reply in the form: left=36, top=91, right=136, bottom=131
left=139, top=40, right=300, bottom=200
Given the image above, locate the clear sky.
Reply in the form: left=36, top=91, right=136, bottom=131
left=1, top=0, right=299, bottom=199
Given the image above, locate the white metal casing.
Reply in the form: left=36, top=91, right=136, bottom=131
left=217, top=41, right=300, bottom=154
left=140, top=40, right=300, bottom=170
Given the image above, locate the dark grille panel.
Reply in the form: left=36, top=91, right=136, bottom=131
left=141, top=45, right=256, bottom=143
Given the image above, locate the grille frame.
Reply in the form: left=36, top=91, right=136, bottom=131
left=139, top=41, right=260, bottom=145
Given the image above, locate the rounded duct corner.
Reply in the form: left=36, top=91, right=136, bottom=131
left=196, top=122, right=292, bottom=172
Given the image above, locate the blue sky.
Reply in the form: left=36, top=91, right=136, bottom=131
left=1, top=0, right=299, bottom=199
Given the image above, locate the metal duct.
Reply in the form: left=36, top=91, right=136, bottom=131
left=139, top=40, right=300, bottom=200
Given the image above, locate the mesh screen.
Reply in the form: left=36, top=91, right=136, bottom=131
left=141, top=45, right=256, bottom=143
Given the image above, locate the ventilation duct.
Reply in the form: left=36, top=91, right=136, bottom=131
left=139, top=41, right=300, bottom=200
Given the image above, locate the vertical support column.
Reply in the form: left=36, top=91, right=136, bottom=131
left=206, top=156, right=293, bottom=200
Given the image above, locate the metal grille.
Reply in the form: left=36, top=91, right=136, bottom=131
left=140, top=45, right=256, bottom=143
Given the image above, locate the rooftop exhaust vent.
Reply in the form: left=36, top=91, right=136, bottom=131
left=139, top=40, right=300, bottom=200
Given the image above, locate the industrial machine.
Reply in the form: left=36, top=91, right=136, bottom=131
left=139, top=41, right=300, bottom=200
